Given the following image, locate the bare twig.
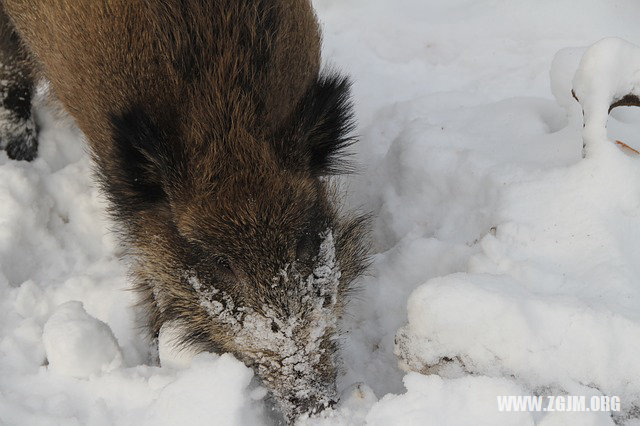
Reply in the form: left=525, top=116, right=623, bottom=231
left=609, top=94, right=640, bottom=113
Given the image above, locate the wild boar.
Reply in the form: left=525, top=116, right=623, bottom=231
left=0, top=1, right=368, bottom=421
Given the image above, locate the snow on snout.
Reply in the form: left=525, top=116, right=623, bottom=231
left=187, top=230, right=341, bottom=413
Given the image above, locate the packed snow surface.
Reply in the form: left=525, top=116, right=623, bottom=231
left=3, top=1, right=640, bottom=425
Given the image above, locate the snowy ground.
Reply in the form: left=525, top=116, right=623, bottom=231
left=2, top=0, right=640, bottom=425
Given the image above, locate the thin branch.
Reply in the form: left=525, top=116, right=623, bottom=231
left=609, top=94, right=640, bottom=113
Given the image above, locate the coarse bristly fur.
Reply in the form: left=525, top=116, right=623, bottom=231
left=0, top=0, right=370, bottom=422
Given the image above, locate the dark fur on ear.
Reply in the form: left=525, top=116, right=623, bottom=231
left=97, top=107, right=185, bottom=215
left=274, top=72, right=357, bottom=176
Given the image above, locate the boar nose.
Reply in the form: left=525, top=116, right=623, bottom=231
left=289, top=396, right=337, bottom=417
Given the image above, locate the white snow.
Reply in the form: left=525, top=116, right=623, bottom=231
left=394, top=35, right=640, bottom=423
left=42, top=301, right=123, bottom=378
left=158, top=321, right=199, bottom=369
left=365, top=375, right=534, bottom=426
left=143, top=353, right=265, bottom=426
left=573, top=38, right=640, bottom=152
left=3, top=0, right=640, bottom=425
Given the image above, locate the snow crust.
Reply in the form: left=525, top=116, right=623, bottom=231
left=3, top=0, right=640, bottom=425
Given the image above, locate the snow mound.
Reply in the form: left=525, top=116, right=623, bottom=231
left=299, top=383, right=378, bottom=425
left=304, top=376, right=536, bottom=426
left=144, top=353, right=265, bottom=426
left=158, top=321, right=200, bottom=370
left=42, top=301, right=123, bottom=378
left=366, top=374, right=534, bottom=426
left=396, top=37, right=640, bottom=420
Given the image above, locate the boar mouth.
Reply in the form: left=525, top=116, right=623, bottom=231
left=268, top=384, right=338, bottom=424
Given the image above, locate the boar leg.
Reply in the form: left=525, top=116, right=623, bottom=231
left=0, top=6, right=36, bottom=161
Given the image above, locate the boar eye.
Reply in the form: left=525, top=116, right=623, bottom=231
left=214, top=257, right=236, bottom=279
left=270, top=321, right=280, bottom=333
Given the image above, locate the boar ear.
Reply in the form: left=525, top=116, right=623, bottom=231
left=278, top=73, right=356, bottom=176
left=303, top=73, right=356, bottom=175
left=100, top=107, right=185, bottom=213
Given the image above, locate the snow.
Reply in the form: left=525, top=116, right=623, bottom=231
left=42, top=301, right=123, bottom=378
left=3, top=0, right=640, bottom=425
left=395, top=36, right=640, bottom=423
left=573, top=38, right=640, bottom=152
left=365, top=374, right=534, bottom=426
left=143, top=353, right=265, bottom=426
left=157, top=321, right=199, bottom=369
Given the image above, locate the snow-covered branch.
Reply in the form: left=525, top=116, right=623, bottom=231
left=572, top=38, right=640, bottom=153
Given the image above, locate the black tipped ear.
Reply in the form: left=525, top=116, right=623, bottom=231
left=274, top=73, right=356, bottom=176
left=303, top=73, right=357, bottom=175
left=97, top=107, right=182, bottom=214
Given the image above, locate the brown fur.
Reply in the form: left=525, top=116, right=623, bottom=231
left=1, top=0, right=368, bottom=422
